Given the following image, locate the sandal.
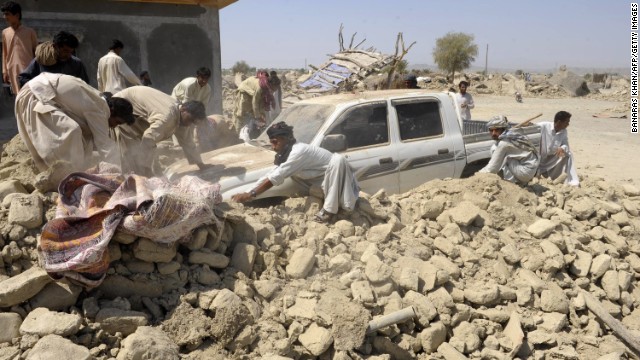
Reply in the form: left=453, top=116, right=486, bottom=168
left=314, top=209, right=334, bottom=223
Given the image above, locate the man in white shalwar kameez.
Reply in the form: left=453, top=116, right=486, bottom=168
left=97, top=39, right=141, bottom=94
left=537, top=111, right=579, bottom=186
left=14, top=73, right=125, bottom=177
left=479, top=116, right=539, bottom=185
left=112, top=85, right=209, bottom=177
left=231, top=122, right=360, bottom=223
left=171, top=67, right=212, bottom=112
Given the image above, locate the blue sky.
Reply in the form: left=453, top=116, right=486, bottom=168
left=220, top=0, right=628, bottom=71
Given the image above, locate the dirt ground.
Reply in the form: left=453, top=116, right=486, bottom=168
left=472, top=94, right=637, bottom=186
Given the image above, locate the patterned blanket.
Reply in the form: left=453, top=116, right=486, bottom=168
left=39, top=167, right=222, bottom=287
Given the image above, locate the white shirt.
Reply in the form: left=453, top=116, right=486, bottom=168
left=266, top=142, right=333, bottom=186
left=455, top=92, right=475, bottom=120
left=97, top=51, right=141, bottom=93
left=538, top=121, right=570, bottom=160
left=171, top=77, right=211, bottom=112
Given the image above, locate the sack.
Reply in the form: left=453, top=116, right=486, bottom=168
left=239, top=125, right=251, bottom=143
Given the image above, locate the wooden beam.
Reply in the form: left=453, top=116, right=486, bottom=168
left=113, top=0, right=237, bottom=9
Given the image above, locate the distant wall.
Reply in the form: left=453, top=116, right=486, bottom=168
left=14, top=0, right=222, bottom=113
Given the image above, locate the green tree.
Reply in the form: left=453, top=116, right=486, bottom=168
left=231, top=60, right=252, bottom=75
left=432, top=32, right=478, bottom=82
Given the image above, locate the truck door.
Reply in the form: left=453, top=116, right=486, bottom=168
left=392, top=98, right=456, bottom=193
left=325, top=101, right=400, bottom=194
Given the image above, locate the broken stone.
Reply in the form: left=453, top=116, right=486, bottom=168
left=540, top=287, right=569, bottom=314
left=298, top=323, right=333, bottom=356
left=231, top=243, right=257, bottom=276
left=367, top=223, right=394, bottom=243
left=8, top=195, right=43, bottom=229
left=527, top=219, right=557, bottom=238
left=188, top=250, right=230, bottom=268
left=365, top=256, right=393, bottom=283
left=437, top=341, right=469, bottom=360
left=286, top=248, right=316, bottom=279
left=95, top=308, right=148, bottom=336
left=117, top=326, right=179, bottom=360
left=20, top=307, right=82, bottom=337
left=26, top=334, right=90, bottom=360
left=351, top=280, right=375, bottom=303
left=601, top=270, right=621, bottom=301
left=448, top=201, right=481, bottom=226
left=590, top=254, right=612, bottom=278
left=133, top=238, right=177, bottom=263
left=569, top=250, right=592, bottom=277
left=403, top=291, right=437, bottom=327
left=0, top=266, right=51, bottom=307
left=0, top=312, right=22, bottom=343
left=420, top=321, right=447, bottom=354
left=0, top=180, right=28, bottom=203
left=464, top=284, right=499, bottom=305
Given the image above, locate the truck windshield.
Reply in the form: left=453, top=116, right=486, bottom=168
left=255, top=103, right=335, bottom=145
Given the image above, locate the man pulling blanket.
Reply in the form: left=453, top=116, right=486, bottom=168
left=39, top=164, right=222, bottom=287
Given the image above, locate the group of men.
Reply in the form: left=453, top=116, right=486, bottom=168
left=2, top=1, right=215, bottom=186
left=479, top=111, right=579, bottom=186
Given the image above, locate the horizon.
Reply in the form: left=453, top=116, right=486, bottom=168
left=220, top=0, right=629, bottom=72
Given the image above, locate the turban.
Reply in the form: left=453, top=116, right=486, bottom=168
left=267, top=121, right=294, bottom=139
left=487, top=115, right=509, bottom=130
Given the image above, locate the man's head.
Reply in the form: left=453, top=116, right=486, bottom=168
left=53, top=31, right=80, bottom=61
left=404, top=74, right=418, bottom=89
left=179, top=100, right=206, bottom=126
left=106, top=96, right=135, bottom=128
left=553, top=111, right=571, bottom=132
left=487, top=115, right=509, bottom=140
left=1, top=1, right=21, bottom=26
left=109, top=39, right=124, bottom=55
left=267, top=121, right=294, bottom=153
left=196, top=67, right=211, bottom=87
left=459, top=80, right=469, bottom=94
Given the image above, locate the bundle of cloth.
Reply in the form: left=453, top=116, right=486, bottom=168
left=39, top=163, right=222, bottom=287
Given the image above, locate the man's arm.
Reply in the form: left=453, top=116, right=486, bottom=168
left=252, top=87, right=263, bottom=120
left=174, top=125, right=205, bottom=168
left=18, top=58, right=39, bottom=87
left=117, top=58, right=142, bottom=86
left=466, top=94, right=475, bottom=110
left=2, top=31, right=8, bottom=83
left=479, top=142, right=508, bottom=174
left=231, top=178, right=274, bottom=203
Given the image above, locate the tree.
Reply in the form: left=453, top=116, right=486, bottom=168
left=231, top=60, right=253, bottom=75
left=432, top=32, right=478, bottom=82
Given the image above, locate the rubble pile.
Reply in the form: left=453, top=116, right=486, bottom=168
left=1, top=138, right=640, bottom=359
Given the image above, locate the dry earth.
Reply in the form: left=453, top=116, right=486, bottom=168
left=472, top=94, right=637, bottom=186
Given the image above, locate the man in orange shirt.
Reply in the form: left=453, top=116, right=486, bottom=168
left=1, top=1, right=37, bottom=95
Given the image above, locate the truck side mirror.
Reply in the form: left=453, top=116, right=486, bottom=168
left=321, top=134, right=347, bottom=153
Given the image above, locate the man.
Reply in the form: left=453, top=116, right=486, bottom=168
left=267, top=70, right=282, bottom=123
left=479, top=115, right=539, bottom=185
left=97, top=39, right=141, bottom=93
left=537, top=111, right=579, bottom=186
left=14, top=73, right=134, bottom=183
left=234, top=70, right=274, bottom=140
left=139, top=70, right=152, bottom=86
left=231, top=122, right=360, bottom=223
left=18, top=30, right=89, bottom=87
left=171, top=67, right=212, bottom=112
left=1, top=1, right=37, bottom=95
left=112, top=85, right=209, bottom=176
left=404, top=74, right=420, bottom=89
left=455, top=80, right=474, bottom=120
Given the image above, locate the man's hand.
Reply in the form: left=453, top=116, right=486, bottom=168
left=197, top=163, right=214, bottom=171
left=555, top=147, right=566, bottom=157
left=231, top=192, right=252, bottom=203
left=2, top=73, right=8, bottom=84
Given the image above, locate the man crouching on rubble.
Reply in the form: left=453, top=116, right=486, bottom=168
left=231, top=122, right=360, bottom=223
left=15, top=72, right=134, bottom=188
left=478, top=115, right=539, bottom=185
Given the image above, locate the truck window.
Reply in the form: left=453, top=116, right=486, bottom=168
left=394, top=100, right=443, bottom=141
left=328, top=102, right=388, bottom=149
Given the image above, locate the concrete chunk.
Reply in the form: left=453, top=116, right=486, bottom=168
left=20, top=307, right=82, bottom=337
left=286, top=248, right=316, bottom=279
left=0, top=312, right=22, bottom=343
left=231, top=243, right=257, bottom=275
left=8, top=195, right=43, bottom=229
left=298, top=323, right=333, bottom=356
left=26, top=334, right=90, bottom=360
left=0, top=266, right=51, bottom=307
left=527, top=219, right=557, bottom=238
left=448, top=201, right=481, bottom=226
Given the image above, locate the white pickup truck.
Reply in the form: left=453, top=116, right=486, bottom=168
left=165, top=90, right=541, bottom=200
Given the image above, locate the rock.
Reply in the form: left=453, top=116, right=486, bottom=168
left=372, top=336, right=414, bottom=360
left=20, top=307, right=82, bottom=337
left=253, top=280, right=281, bottom=300
left=286, top=248, right=315, bottom=279
left=113, top=232, right=137, bottom=244
left=285, top=297, right=317, bottom=320
left=568, top=198, right=597, bottom=219
left=450, top=321, right=482, bottom=354
left=569, top=250, right=592, bottom=277
left=0, top=312, right=22, bottom=343
left=464, top=284, right=500, bottom=305
left=540, top=288, right=569, bottom=314
left=527, top=329, right=557, bottom=345
left=590, top=254, right=612, bottom=278
left=0, top=266, right=51, bottom=307
left=427, top=287, right=455, bottom=315
left=430, top=255, right=461, bottom=279
left=298, top=323, right=333, bottom=356
left=157, top=261, right=181, bottom=275
left=133, top=238, right=177, bottom=263
left=366, top=223, right=394, bottom=243
left=501, top=243, right=522, bottom=264
left=0, top=346, right=20, bottom=359
left=420, top=321, right=447, bottom=354
left=188, top=250, right=230, bottom=268
left=8, top=195, right=43, bottom=229
left=403, top=291, right=437, bottom=327
left=97, top=275, right=163, bottom=299
left=448, top=201, right=481, bottom=226
left=365, top=256, right=393, bottom=283
left=186, top=227, right=208, bottom=250
left=539, top=312, right=568, bottom=333
left=527, top=219, right=557, bottom=238
left=0, top=180, right=28, bottom=203
left=351, top=280, right=375, bottom=303
left=125, top=259, right=155, bottom=273
left=622, top=183, right=640, bottom=196
left=601, top=270, right=621, bottom=301
left=162, top=302, right=211, bottom=349
left=420, top=200, right=445, bottom=220
left=231, top=243, right=257, bottom=275
left=117, top=326, right=180, bottom=360
left=26, top=334, right=90, bottom=360
left=437, top=341, right=469, bottom=360
left=333, top=220, right=355, bottom=237
left=95, top=308, right=148, bottom=336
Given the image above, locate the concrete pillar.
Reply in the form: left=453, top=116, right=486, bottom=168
left=200, top=7, right=222, bottom=115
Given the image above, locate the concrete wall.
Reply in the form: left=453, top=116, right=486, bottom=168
left=10, top=0, right=223, bottom=113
